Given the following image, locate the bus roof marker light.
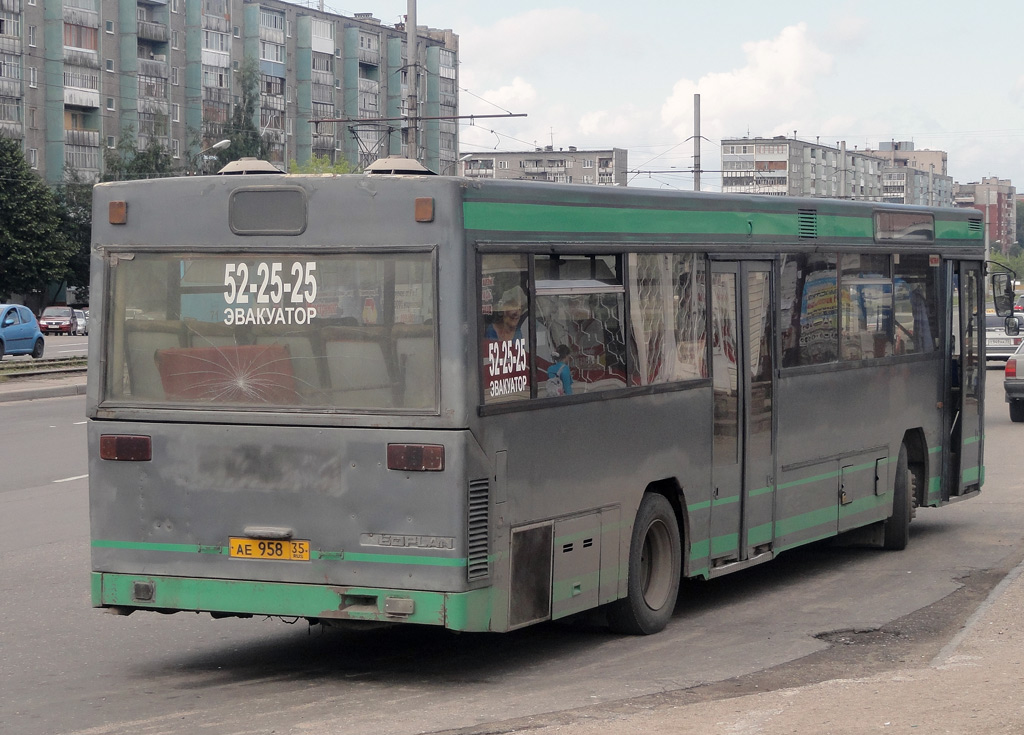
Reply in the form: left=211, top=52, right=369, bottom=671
left=109, top=201, right=127, bottom=225
left=415, top=197, right=435, bottom=223
left=387, top=444, right=445, bottom=472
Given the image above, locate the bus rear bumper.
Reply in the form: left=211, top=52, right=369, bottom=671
left=91, top=572, right=494, bottom=632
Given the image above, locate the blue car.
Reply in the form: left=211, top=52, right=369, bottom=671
left=0, top=304, right=45, bottom=360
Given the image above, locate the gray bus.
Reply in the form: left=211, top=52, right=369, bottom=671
left=88, top=167, right=997, bottom=635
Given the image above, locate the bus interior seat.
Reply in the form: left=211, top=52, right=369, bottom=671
left=184, top=318, right=238, bottom=348
left=252, top=325, right=326, bottom=398
left=155, top=344, right=298, bottom=404
left=392, top=323, right=436, bottom=408
left=124, top=319, right=187, bottom=399
left=322, top=326, right=394, bottom=407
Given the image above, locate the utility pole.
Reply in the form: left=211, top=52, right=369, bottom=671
left=406, top=0, right=418, bottom=161
left=693, top=94, right=701, bottom=192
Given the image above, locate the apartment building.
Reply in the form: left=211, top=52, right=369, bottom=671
left=865, top=141, right=953, bottom=207
left=721, top=136, right=885, bottom=200
left=460, top=146, right=628, bottom=186
left=955, top=177, right=1016, bottom=255
left=1, top=0, right=458, bottom=183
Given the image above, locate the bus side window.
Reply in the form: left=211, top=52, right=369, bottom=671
left=481, top=255, right=531, bottom=404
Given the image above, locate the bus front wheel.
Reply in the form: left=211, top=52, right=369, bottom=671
left=882, top=444, right=913, bottom=550
left=607, top=492, right=681, bottom=635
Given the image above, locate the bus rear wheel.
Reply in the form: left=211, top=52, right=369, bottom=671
left=882, top=444, right=913, bottom=550
left=607, top=492, right=681, bottom=635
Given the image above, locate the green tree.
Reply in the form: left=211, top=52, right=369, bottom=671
left=102, top=124, right=177, bottom=181
left=53, top=167, right=94, bottom=301
left=0, top=137, right=77, bottom=301
left=216, top=57, right=269, bottom=167
left=288, top=154, right=354, bottom=174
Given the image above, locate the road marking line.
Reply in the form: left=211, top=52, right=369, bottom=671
left=74, top=421, right=87, bottom=425
left=54, top=474, right=88, bottom=483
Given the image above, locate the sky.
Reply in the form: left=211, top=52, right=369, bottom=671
left=322, top=1, right=1022, bottom=191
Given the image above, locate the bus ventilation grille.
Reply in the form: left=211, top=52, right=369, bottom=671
left=798, top=209, right=818, bottom=239
left=969, top=218, right=983, bottom=233
left=467, top=479, right=491, bottom=581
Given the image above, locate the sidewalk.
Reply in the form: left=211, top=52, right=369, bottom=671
left=0, top=371, right=87, bottom=402
left=499, top=562, right=1024, bottom=735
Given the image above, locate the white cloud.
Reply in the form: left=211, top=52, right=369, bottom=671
left=661, top=23, right=833, bottom=144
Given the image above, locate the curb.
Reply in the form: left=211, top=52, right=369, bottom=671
left=0, top=381, right=88, bottom=403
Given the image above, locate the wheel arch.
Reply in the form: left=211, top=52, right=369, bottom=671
left=901, top=427, right=928, bottom=508
left=642, top=477, right=689, bottom=574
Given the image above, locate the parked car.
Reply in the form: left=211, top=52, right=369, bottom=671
left=74, top=309, right=89, bottom=335
left=38, top=305, right=81, bottom=336
left=0, top=304, right=45, bottom=359
left=986, top=313, right=1024, bottom=361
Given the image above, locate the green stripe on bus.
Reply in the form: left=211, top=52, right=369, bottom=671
left=93, top=573, right=494, bottom=631
left=92, top=539, right=468, bottom=568
left=935, top=219, right=983, bottom=240
left=463, top=202, right=874, bottom=238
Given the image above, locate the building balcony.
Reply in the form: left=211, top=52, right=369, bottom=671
left=137, top=20, right=168, bottom=43
left=312, top=70, right=334, bottom=87
left=0, top=0, right=21, bottom=14
left=64, top=87, right=100, bottom=108
left=311, top=135, right=335, bottom=151
left=64, top=48, right=100, bottom=69
left=0, top=35, right=20, bottom=55
left=261, top=94, right=285, bottom=111
left=138, top=97, right=169, bottom=115
left=65, top=128, right=100, bottom=146
left=0, top=76, right=19, bottom=97
left=259, top=26, right=285, bottom=44
left=358, top=48, right=379, bottom=66
left=312, top=85, right=334, bottom=104
left=202, top=87, right=232, bottom=104
left=138, top=58, right=168, bottom=78
left=357, top=77, right=378, bottom=93
left=0, top=120, right=22, bottom=138
left=63, top=6, right=99, bottom=27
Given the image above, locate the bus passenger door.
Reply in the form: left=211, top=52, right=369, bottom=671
left=946, top=261, right=983, bottom=499
left=709, top=262, right=775, bottom=568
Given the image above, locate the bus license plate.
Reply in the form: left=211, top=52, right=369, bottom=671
left=229, top=537, right=311, bottom=561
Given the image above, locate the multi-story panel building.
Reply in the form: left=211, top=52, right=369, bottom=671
left=721, top=136, right=885, bottom=200
left=865, top=141, right=953, bottom=207
left=5, top=1, right=458, bottom=183
left=955, top=177, right=1016, bottom=255
left=460, top=146, right=628, bottom=186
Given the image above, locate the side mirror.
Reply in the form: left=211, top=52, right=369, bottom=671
left=992, top=273, right=1015, bottom=317
left=1006, top=316, right=1020, bottom=337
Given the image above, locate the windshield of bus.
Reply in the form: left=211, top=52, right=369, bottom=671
left=102, top=251, right=437, bottom=411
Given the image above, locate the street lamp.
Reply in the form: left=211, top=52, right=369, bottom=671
left=197, top=139, right=230, bottom=174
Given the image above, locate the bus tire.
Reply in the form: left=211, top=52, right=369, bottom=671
left=607, top=492, right=681, bottom=635
left=1010, top=400, right=1024, bottom=423
left=882, top=444, right=913, bottom=550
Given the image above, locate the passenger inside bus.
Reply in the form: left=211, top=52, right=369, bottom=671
left=486, top=286, right=527, bottom=341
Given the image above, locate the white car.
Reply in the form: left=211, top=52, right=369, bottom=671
left=987, top=313, right=1024, bottom=361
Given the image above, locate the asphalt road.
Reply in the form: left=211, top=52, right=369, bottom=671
left=2, top=372, right=1024, bottom=735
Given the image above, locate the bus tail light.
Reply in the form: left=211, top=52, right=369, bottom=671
left=387, top=444, right=444, bottom=472
left=100, top=435, right=152, bottom=461
left=1007, top=358, right=1017, bottom=379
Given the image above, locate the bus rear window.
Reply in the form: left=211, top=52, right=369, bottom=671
left=102, top=251, right=437, bottom=411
